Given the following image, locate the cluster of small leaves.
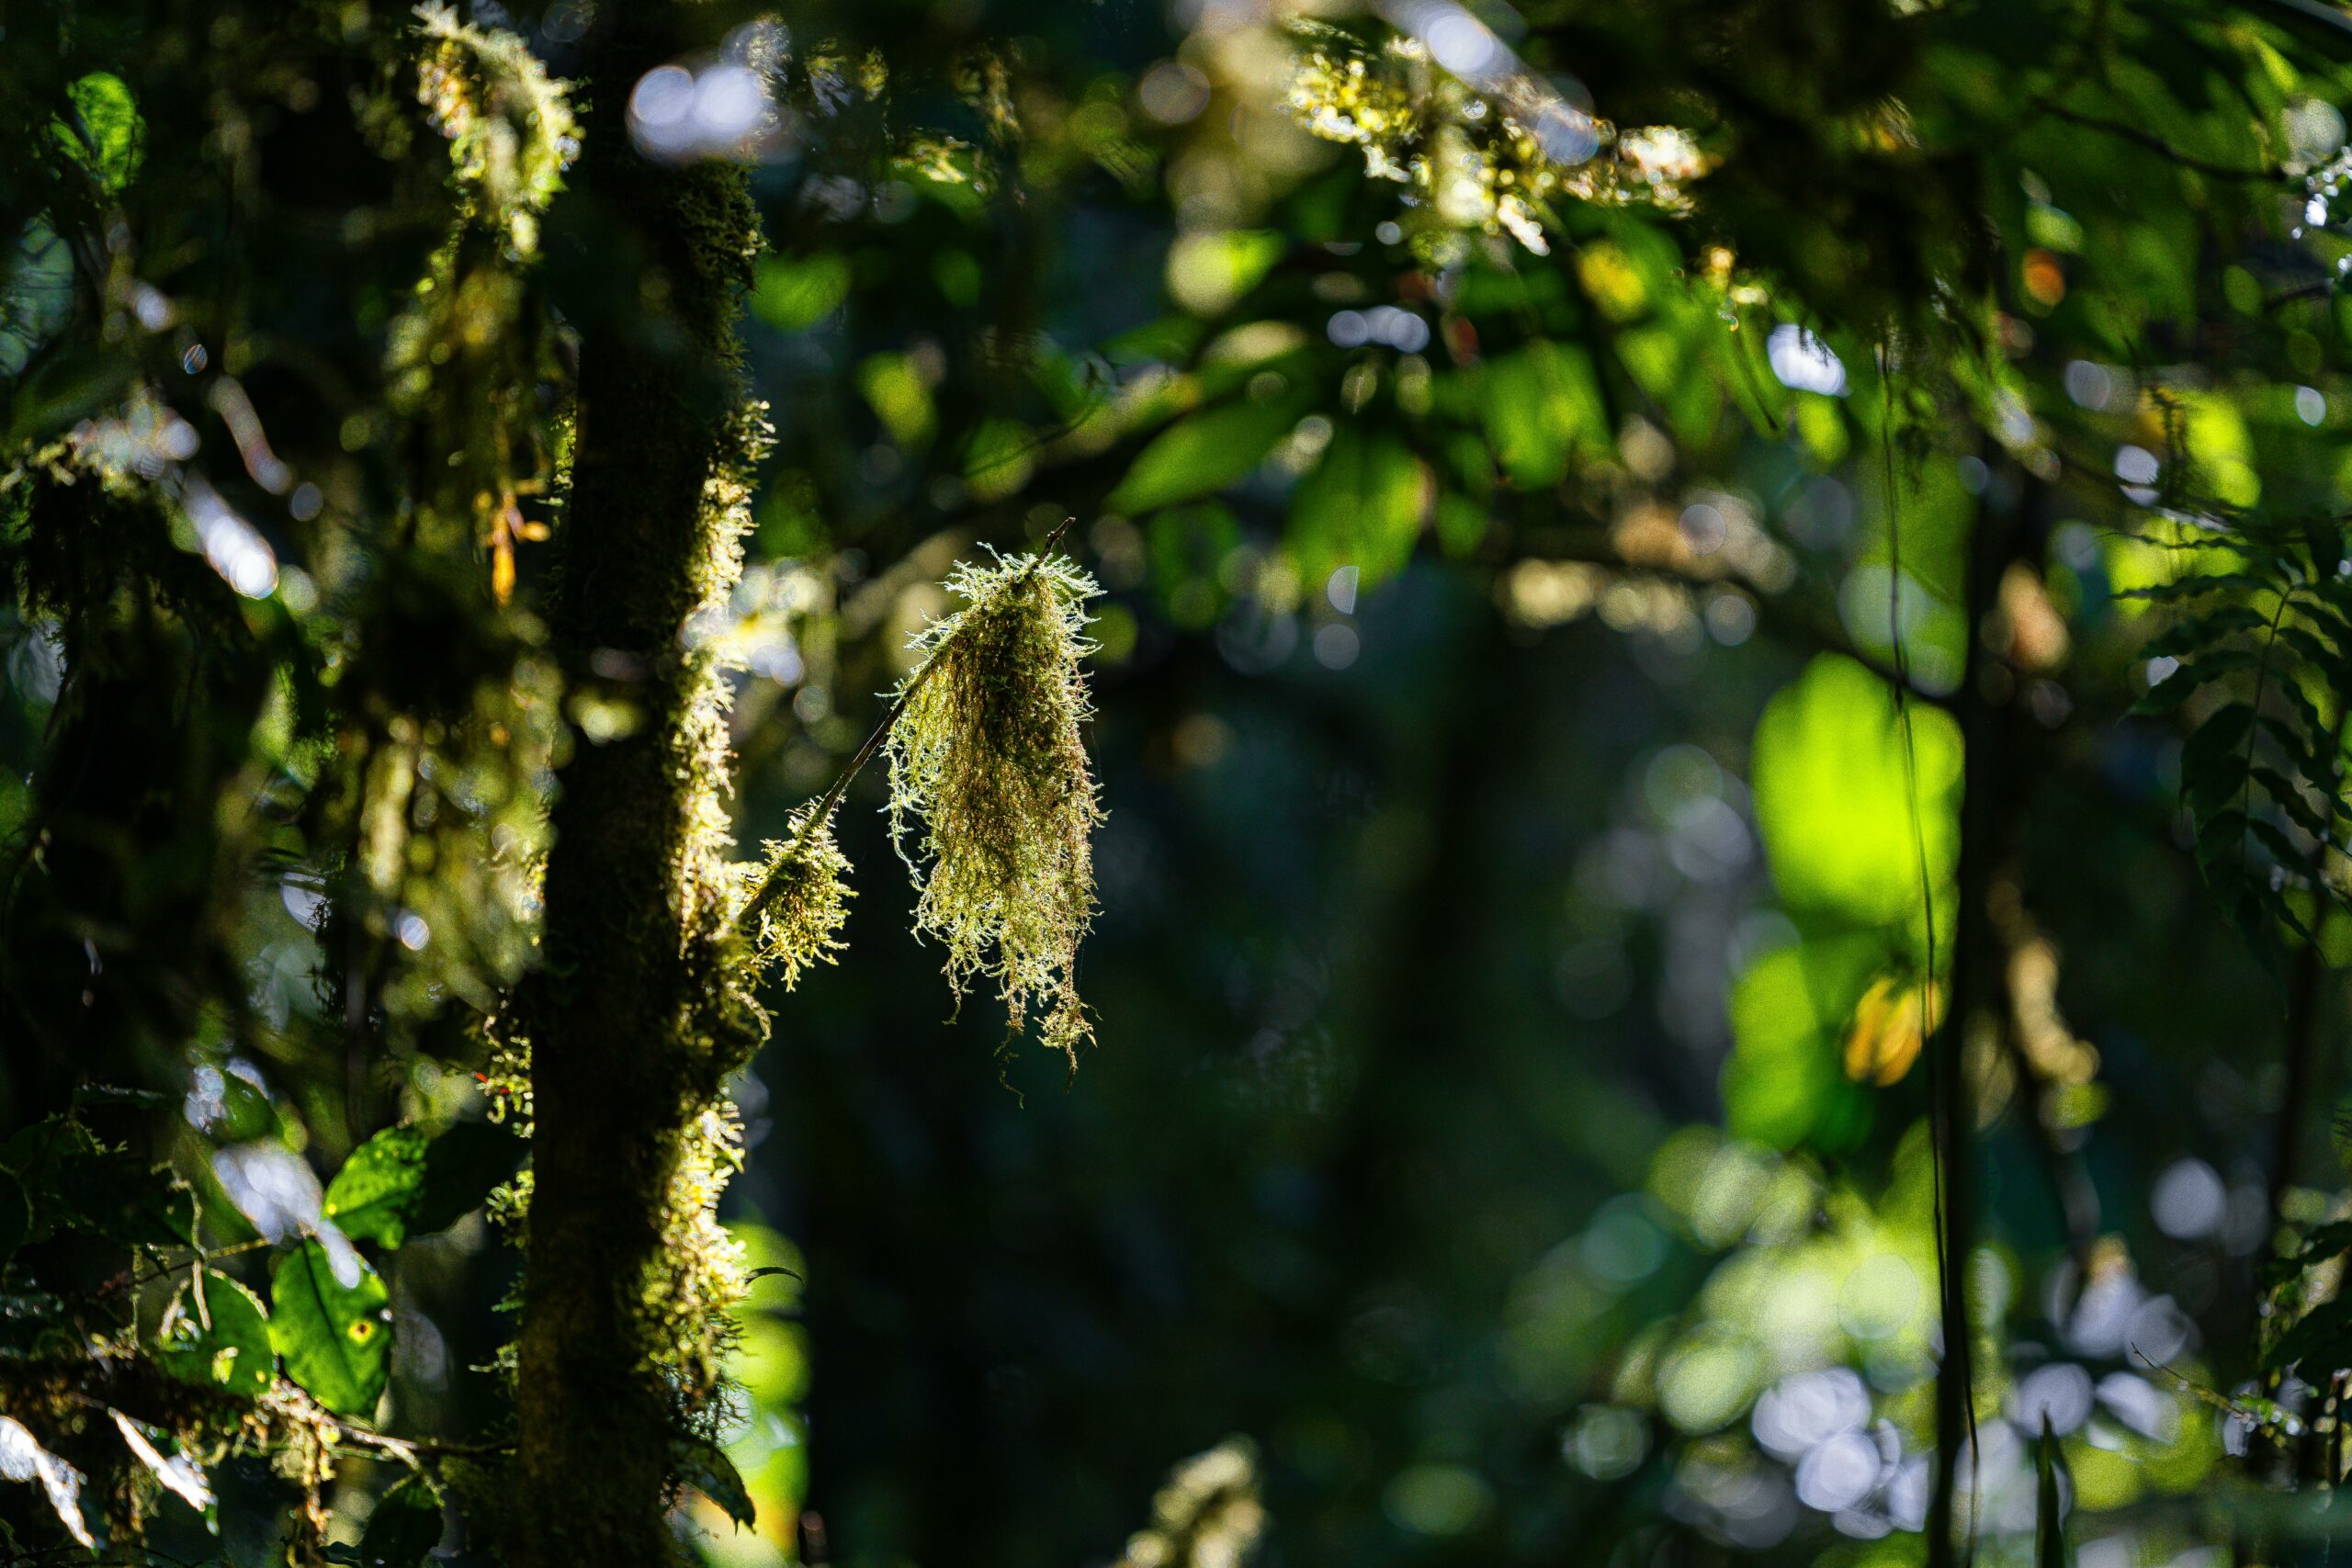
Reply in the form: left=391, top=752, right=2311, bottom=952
left=2261, top=1217, right=2352, bottom=1374
left=886, top=550, right=1105, bottom=1061
left=1114, top=1438, right=1268, bottom=1568
left=0, top=1104, right=514, bottom=1560
left=2134, top=518, right=2352, bottom=968
left=1284, top=22, right=1709, bottom=261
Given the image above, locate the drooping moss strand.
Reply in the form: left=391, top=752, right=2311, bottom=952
left=882, top=537, right=1104, bottom=1062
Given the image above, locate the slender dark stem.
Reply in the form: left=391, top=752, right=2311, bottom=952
left=1927, top=456, right=2028, bottom=1568
left=113, top=1235, right=270, bottom=1294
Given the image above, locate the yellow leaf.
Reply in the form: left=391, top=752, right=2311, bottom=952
left=1842, top=975, right=1943, bottom=1087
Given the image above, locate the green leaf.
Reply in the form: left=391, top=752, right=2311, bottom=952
left=1105, top=391, right=1307, bottom=514
left=672, top=1436, right=754, bottom=1529
left=1481, top=343, right=1606, bottom=489
left=2035, top=1416, right=2067, bottom=1568
left=2143, top=604, right=2269, bottom=657
left=323, top=1127, right=429, bottom=1247
left=157, top=1269, right=276, bottom=1398
left=2181, top=701, right=2256, bottom=811
left=2294, top=1218, right=2352, bottom=1266
left=1286, top=425, right=1430, bottom=587
left=325, top=1121, right=525, bottom=1247
left=2267, top=1292, right=2352, bottom=1375
left=1750, top=654, right=1963, bottom=935
left=52, top=73, right=143, bottom=195
left=2116, top=571, right=2260, bottom=604
left=2134, top=650, right=2261, bottom=714
left=409, top=1121, right=527, bottom=1236
left=749, top=253, right=849, bottom=333
left=0, top=219, right=76, bottom=381
left=356, top=1478, right=442, bottom=1566
left=268, top=1240, right=390, bottom=1418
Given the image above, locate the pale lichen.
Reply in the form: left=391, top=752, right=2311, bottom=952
left=414, top=1, right=579, bottom=257
left=884, top=550, right=1104, bottom=1062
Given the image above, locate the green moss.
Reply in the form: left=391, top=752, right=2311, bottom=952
left=736, top=804, right=855, bottom=992
left=884, top=550, right=1105, bottom=1062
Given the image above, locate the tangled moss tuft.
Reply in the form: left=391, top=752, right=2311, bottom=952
left=884, top=550, right=1104, bottom=1061
left=414, top=1, right=579, bottom=256
left=736, top=805, right=855, bottom=991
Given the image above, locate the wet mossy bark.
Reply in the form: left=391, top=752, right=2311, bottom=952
left=514, top=11, right=762, bottom=1565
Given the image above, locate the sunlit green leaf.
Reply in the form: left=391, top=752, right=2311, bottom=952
left=322, top=1127, right=429, bottom=1247
left=52, top=73, right=143, bottom=195
left=1481, top=343, right=1605, bottom=490
left=1106, top=391, right=1308, bottom=514
left=157, top=1269, right=276, bottom=1398
left=750, top=254, right=850, bottom=333
left=1749, top=654, right=1962, bottom=941
left=1287, top=425, right=1429, bottom=587
left=269, top=1240, right=390, bottom=1418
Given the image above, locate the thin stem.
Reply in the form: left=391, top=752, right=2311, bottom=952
left=111, top=1236, right=272, bottom=1296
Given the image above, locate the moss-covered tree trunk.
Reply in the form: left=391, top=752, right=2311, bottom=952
left=513, top=10, right=763, bottom=1564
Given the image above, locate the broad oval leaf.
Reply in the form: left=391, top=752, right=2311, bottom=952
left=1750, top=653, right=1962, bottom=939
left=269, top=1240, right=390, bottom=1418
left=322, top=1127, right=429, bottom=1247
left=1285, top=425, right=1430, bottom=589
left=323, top=1122, right=526, bottom=1248
left=156, top=1269, right=276, bottom=1398
left=1105, top=391, right=1308, bottom=515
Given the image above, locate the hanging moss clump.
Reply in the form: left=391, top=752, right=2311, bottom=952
left=884, top=549, right=1104, bottom=1062
left=736, top=802, right=855, bottom=991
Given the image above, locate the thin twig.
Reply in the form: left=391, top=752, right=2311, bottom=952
left=112, top=1236, right=271, bottom=1296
